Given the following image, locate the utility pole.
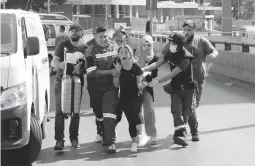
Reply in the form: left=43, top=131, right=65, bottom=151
left=146, top=0, right=157, bottom=36
left=48, top=0, right=51, bottom=13
left=238, top=0, right=240, bottom=20
left=105, top=0, right=108, bottom=29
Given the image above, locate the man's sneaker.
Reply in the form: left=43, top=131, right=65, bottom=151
left=95, top=134, right=103, bottom=143
left=150, top=136, right=157, bottom=145
left=130, top=142, right=138, bottom=153
left=174, top=136, right=189, bottom=147
left=138, top=135, right=150, bottom=147
left=192, top=134, right=200, bottom=142
left=108, top=144, right=116, bottom=154
left=54, top=140, right=64, bottom=150
left=71, top=139, right=80, bottom=148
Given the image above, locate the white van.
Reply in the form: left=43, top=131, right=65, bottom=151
left=39, top=13, right=73, bottom=74
left=1, top=9, right=50, bottom=164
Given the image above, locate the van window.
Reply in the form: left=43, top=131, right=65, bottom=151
left=39, top=15, right=69, bottom=21
left=43, top=24, right=56, bottom=38
left=25, top=17, right=36, bottom=37
left=1, top=13, right=17, bottom=56
left=21, top=18, right=27, bottom=50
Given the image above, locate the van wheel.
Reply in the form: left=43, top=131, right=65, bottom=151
left=16, top=114, right=43, bottom=164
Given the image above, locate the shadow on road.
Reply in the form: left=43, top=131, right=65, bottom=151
left=199, top=123, right=255, bottom=135
left=35, top=134, right=174, bottom=164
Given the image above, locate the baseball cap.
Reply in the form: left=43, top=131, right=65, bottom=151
left=168, top=32, right=186, bottom=46
left=69, top=24, right=83, bottom=31
left=182, top=20, right=196, bottom=29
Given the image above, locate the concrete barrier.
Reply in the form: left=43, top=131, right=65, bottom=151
left=128, top=32, right=255, bottom=91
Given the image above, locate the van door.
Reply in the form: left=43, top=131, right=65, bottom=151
left=25, top=16, right=49, bottom=124
left=44, top=24, right=56, bottom=51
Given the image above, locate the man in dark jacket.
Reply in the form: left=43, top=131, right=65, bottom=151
left=86, top=27, right=119, bottom=153
left=143, top=32, right=196, bottom=147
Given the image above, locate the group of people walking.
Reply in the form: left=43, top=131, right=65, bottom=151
left=50, top=19, right=218, bottom=154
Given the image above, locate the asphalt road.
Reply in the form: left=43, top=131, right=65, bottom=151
left=3, top=63, right=255, bottom=166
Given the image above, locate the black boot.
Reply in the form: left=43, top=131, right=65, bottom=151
left=173, top=128, right=188, bottom=147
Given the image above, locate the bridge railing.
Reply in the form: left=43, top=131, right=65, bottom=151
left=128, top=32, right=255, bottom=91
left=128, top=32, right=255, bottom=53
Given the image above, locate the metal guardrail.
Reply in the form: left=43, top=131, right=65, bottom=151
left=128, top=32, right=255, bottom=53
left=209, top=40, right=255, bottom=53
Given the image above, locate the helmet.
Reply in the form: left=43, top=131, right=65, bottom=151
left=168, top=32, right=186, bottom=47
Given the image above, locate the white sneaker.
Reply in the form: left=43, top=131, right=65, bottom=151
left=151, top=136, right=157, bottom=145
left=95, top=134, right=103, bottom=143
left=138, top=135, right=150, bottom=147
left=130, top=142, right=138, bottom=153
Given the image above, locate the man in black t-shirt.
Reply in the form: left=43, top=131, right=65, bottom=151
left=51, top=24, right=87, bottom=150
left=142, top=33, right=196, bottom=147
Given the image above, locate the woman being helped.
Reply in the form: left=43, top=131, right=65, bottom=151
left=114, top=45, right=150, bottom=153
left=134, top=35, right=158, bottom=144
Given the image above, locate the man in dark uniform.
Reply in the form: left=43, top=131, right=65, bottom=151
left=86, top=27, right=119, bottom=153
left=182, top=20, right=218, bottom=141
left=51, top=24, right=87, bottom=150
left=142, top=32, right=196, bottom=147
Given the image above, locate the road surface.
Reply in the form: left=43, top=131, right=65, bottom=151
left=3, top=63, right=255, bottom=166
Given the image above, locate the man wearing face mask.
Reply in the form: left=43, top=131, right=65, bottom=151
left=182, top=20, right=218, bottom=142
left=142, top=33, right=196, bottom=147
left=51, top=24, right=87, bottom=150
left=86, top=27, right=119, bottom=153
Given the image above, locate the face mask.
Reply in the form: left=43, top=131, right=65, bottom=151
left=169, top=44, right=177, bottom=53
left=71, top=34, right=80, bottom=42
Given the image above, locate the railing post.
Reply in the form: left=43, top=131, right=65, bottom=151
left=225, top=41, right=231, bottom=51
left=157, top=37, right=161, bottom=42
left=242, top=42, right=250, bottom=53
left=162, top=37, right=167, bottom=43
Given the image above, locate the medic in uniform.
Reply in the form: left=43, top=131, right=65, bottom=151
left=143, top=32, right=196, bottom=147
left=85, top=27, right=119, bottom=153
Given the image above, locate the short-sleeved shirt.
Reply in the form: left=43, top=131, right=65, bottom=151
left=163, top=47, right=194, bottom=89
left=54, top=39, right=87, bottom=86
left=184, top=35, right=216, bottom=83
left=119, top=63, right=143, bottom=98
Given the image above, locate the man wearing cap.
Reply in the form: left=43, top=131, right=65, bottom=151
left=86, top=27, right=119, bottom=153
left=182, top=19, right=218, bottom=142
left=142, top=32, right=196, bottom=147
left=51, top=24, right=87, bottom=150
